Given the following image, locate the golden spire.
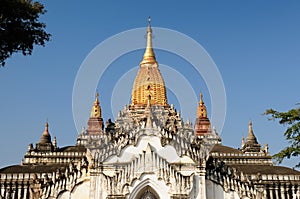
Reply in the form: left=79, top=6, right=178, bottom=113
left=131, top=17, right=168, bottom=107
left=90, top=92, right=102, bottom=118
left=200, top=92, right=204, bottom=105
left=140, top=17, right=157, bottom=65
left=95, top=92, right=99, bottom=105
left=197, top=92, right=207, bottom=118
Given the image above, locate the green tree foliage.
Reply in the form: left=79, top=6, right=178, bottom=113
left=265, top=105, right=300, bottom=167
left=0, top=0, right=50, bottom=66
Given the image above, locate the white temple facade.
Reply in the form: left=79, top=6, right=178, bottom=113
left=0, top=19, right=300, bottom=199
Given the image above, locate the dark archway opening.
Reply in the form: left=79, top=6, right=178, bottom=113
left=136, top=185, right=160, bottom=199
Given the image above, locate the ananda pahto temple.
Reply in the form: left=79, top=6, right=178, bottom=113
left=0, top=19, right=300, bottom=199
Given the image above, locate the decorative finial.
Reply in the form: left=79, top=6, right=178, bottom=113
left=242, top=136, right=245, bottom=147
left=90, top=92, right=101, bottom=118
left=248, top=120, right=253, bottom=133
left=39, top=120, right=51, bottom=144
left=94, top=91, right=99, bottom=105
left=147, top=17, right=151, bottom=33
left=187, top=118, right=191, bottom=125
left=242, top=120, right=261, bottom=152
left=246, top=120, right=258, bottom=144
left=197, top=92, right=207, bottom=118
left=44, top=120, right=49, bottom=135
left=213, top=126, right=217, bottom=134
left=53, top=136, right=57, bottom=149
left=140, top=17, right=156, bottom=65
left=80, top=127, right=86, bottom=135
left=264, top=144, right=269, bottom=153
left=200, top=92, right=204, bottom=105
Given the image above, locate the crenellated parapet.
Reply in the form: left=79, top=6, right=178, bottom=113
left=23, top=149, right=86, bottom=165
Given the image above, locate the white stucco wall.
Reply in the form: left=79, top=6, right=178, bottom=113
left=57, top=191, right=70, bottom=199
left=70, top=181, right=90, bottom=199
left=206, top=179, right=241, bottom=199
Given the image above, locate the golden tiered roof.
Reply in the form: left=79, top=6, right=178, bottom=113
left=131, top=18, right=168, bottom=107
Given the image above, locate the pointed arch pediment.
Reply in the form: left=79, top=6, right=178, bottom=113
left=136, top=185, right=160, bottom=199
left=129, top=176, right=170, bottom=199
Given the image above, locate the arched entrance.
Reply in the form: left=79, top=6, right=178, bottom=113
left=129, top=176, right=170, bottom=199
left=135, top=186, right=160, bottom=199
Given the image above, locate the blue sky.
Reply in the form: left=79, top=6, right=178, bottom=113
left=0, top=1, right=299, bottom=168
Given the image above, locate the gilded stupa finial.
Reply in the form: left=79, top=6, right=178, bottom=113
left=140, top=16, right=157, bottom=65
left=200, top=92, right=204, bottom=105
left=194, top=92, right=211, bottom=135
left=197, top=92, right=207, bottom=118
left=90, top=91, right=101, bottom=118
left=148, top=16, right=151, bottom=30
left=95, top=91, right=99, bottom=105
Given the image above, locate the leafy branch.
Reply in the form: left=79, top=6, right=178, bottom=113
left=264, top=106, right=300, bottom=167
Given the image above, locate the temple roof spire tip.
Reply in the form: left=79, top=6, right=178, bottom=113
left=197, top=91, right=207, bottom=118
left=200, top=92, right=204, bottom=105
left=140, top=17, right=156, bottom=65
left=131, top=17, right=167, bottom=107
left=44, top=120, right=49, bottom=135
left=90, top=91, right=102, bottom=118
left=94, top=91, right=99, bottom=105
left=39, top=120, right=51, bottom=144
